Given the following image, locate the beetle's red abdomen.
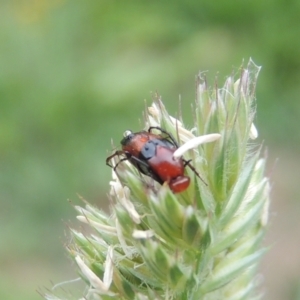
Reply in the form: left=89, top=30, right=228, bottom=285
left=147, top=145, right=190, bottom=193
left=169, top=176, right=190, bottom=193
left=147, top=146, right=183, bottom=181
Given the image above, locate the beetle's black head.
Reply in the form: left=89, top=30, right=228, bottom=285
left=121, top=130, right=134, bottom=146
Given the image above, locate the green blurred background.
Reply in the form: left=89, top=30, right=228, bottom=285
left=1, top=0, right=300, bottom=299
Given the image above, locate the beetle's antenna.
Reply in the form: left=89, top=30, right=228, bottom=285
left=183, top=159, right=208, bottom=186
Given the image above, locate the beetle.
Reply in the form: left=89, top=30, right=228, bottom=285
left=106, top=126, right=202, bottom=193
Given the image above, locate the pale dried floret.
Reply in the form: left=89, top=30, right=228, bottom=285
left=75, top=255, right=114, bottom=295
left=132, top=229, right=155, bottom=239
left=173, top=133, right=221, bottom=158
left=250, top=123, right=258, bottom=139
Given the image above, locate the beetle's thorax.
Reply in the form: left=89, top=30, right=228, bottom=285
left=121, top=131, right=157, bottom=157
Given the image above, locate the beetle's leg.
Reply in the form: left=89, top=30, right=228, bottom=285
left=148, top=126, right=179, bottom=147
left=183, top=159, right=192, bottom=167
left=107, top=151, right=154, bottom=174
left=129, top=155, right=163, bottom=184
left=183, top=159, right=208, bottom=186
left=128, top=155, right=149, bottom=168
left=106, top=150, right=125, bottom=168
left=107, top=150, right=149, bottom=170
left=113, top=156, right=132, bottom=171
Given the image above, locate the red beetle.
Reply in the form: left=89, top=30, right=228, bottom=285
left=106, top=126, right=202, bottom=193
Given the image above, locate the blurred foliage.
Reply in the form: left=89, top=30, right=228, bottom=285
left=0, top=0, right=300, bottom=299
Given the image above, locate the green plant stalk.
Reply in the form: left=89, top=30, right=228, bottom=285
left=45, top=59, right=270, bottom=300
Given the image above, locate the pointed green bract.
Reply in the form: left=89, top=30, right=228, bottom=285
left=45, top=59, right=270, bottom=300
